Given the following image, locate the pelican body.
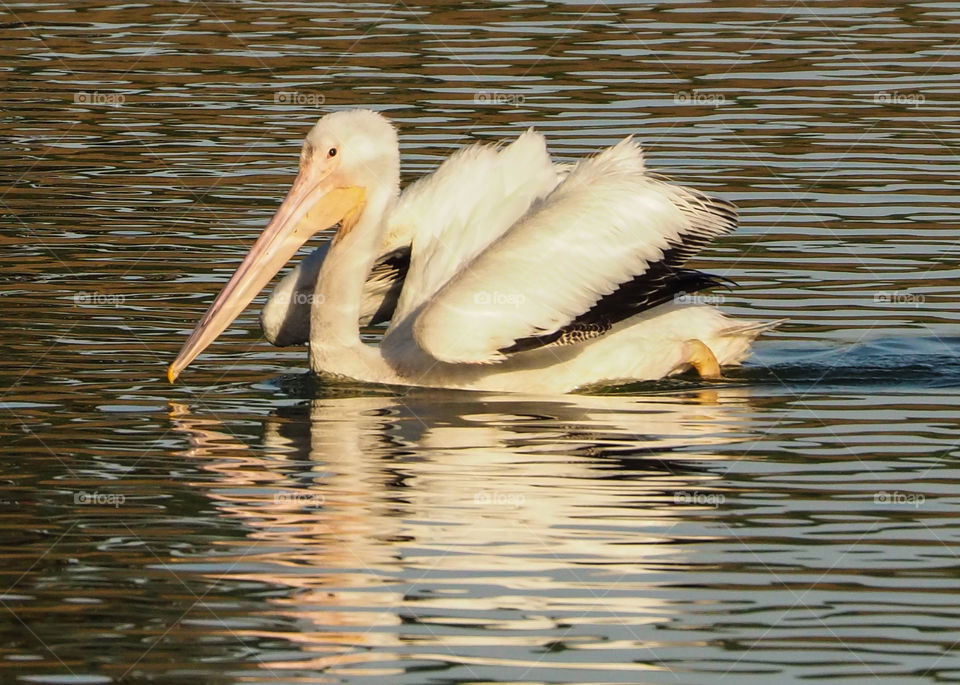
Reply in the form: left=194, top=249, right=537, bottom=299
left=168, top=110, right=776, bottom=393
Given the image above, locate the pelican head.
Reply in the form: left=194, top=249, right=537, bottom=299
left=296, top=109, right=400, bottom=215
left=168, top=109, right=400, bottom=382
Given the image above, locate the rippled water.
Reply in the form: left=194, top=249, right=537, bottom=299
left=4, top=1, right=960, bottom=682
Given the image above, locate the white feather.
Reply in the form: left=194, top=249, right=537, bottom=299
left=410, top=138, right=728, bottom=364
left=387, top=130, right=558, bottom=328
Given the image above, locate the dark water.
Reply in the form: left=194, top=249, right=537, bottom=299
left=3, top=1, right=960, bottom=682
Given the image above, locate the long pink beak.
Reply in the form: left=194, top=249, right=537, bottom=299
left=167, top=175, right=365, bottom=383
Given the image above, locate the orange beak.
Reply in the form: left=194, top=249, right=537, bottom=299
left=167, top=173, right=365, bottom=383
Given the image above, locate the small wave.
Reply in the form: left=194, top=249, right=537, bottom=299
left=740, top=336, right=960, bottom=388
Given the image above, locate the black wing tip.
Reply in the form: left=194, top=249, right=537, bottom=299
left=498, top=183, right=740, bottom=359
left=701, top=271, right=737, bottom=289
left=498, top=267, right=736, bottom=357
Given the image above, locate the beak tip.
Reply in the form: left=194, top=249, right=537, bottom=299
left=167, top=364, right=179, bottom=384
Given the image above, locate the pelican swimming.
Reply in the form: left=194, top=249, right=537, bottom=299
left=168, top=109, right=776, bottom=393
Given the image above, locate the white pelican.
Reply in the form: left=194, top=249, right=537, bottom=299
left=168, top=109, right=776, bottom=393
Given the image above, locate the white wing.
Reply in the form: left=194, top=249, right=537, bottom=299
left=260, top=245, right=328, bottom=346
left=410, top=138, right=738, bottom=364
left=387, top=129, right=559, bottom=328
left=261, top=243, right=408, bottom=346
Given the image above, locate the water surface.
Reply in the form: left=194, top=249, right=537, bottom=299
left=3, top=1, right=960, bottom=683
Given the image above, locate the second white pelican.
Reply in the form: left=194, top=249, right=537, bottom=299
left=168, top=109, right=776, bottom=393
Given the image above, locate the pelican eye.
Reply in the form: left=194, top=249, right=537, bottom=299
left=327, top=147, right=337, bottom=158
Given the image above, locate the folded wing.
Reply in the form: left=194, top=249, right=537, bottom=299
left=411, top=138, right=738, bottom=364
left=387, top=129, right=559, bottom=328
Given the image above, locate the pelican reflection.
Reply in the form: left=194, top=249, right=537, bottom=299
left=168, top=389, right=755, bottom=676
